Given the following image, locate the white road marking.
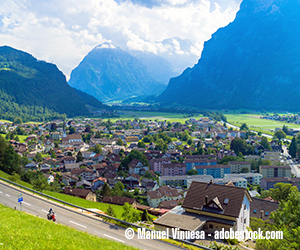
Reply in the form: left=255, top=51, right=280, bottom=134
left=5, top=194, right=10, bottom=197
left=42, top=209, right=48, bottom=213
left=104, top=234, right=125, bottom=243
left=22, top=201, right=31, bottom=206
left=0, top=191, right=2, bottom=194
left=69, top=220, right=87, bottom=229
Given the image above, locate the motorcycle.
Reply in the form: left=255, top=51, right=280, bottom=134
left=47, top=212, right=56, bottom=222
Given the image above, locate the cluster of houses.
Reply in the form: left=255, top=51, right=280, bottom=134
left=1, top=116, right=297, bottom=234
left=261, top=114, right=300, bottom=126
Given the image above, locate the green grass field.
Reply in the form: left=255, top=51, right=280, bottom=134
left=226, top=113, right=300, bottom=132
left=104, top=111, right=203, bottom=124
left=0, top=119, right=12, bottom=123
left=0, top=204, right=138, bottom=250
left=1, top=134, right=27, bottom=143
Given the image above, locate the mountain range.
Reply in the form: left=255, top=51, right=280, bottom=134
left=0, top=46, right=108, bottom=120
left=159, top=0, right=300, bottom=111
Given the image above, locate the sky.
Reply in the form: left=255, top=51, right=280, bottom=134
left=0, top=0, right=241, bottom=79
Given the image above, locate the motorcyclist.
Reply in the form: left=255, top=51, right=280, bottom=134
left=49, top=208, right=54, bottom=215
left=48, top=208, right=55, bottom=219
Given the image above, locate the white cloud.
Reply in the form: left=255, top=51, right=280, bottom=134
left=0, top=0, right=241, bottom=78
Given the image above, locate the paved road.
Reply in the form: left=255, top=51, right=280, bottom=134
left=287, top=159, right=300, bottom=177
left=0, top=181, right=184, bottom=250
left=281, top=145, right=300, bottom=177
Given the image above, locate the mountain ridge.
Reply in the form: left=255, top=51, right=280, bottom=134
left=0, top=46, right=108, bottom=119
left=158, top=0, right=300, bottom=111
left=68, top=44, right=168, bottom=102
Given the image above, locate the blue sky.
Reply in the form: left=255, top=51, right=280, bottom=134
left=0, top=0, right=241, bottom=78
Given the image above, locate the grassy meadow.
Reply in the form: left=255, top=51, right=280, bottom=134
left=104, top=111, right=203, bottom=123
left=0, top=204, right=138, bottom=250
left=226, top=113, right=300, bottom=137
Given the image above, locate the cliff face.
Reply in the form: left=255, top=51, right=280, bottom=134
left=159, top=0, right=300, bottom=111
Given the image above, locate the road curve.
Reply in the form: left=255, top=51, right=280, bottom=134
left=0, top=181, right=185, bottom=250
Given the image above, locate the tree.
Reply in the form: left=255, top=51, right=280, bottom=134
left=8, top=172, right=20, bottom=182
left=19, top=156, right=29, bottom=167
left=94, top=131, right=101, bottom=138
left=34, top=152, right=43, bottom=163
left=143, top=171, right=155, bottom=180
left=13, top=117, right=23, bottom=125
left=179, top=131, right=189, bottom=141
left=230, top=138, right=248, bottom=155
left=282, top=125, right=289, bottom=135
left=269, top=183, right=298, bottom=202
left=50, top=123, right=57, bottom=131
left=75, top=151, right=83, bottom=162
left=194, top=146, right=204, bottom=155
left=107, top=205, right=116, bottom=217
left=2, top=144, right=20, bottom=174
left=113, top=182, right=124, bottom=197
left=93, top=144, right=102, bottom=154
left=289, top=136, right=298, bottom=158
left=85, top=125, right=91, bottom=133
left=51, top=151, right=56, bottom=159
left=122, top=203, right=140, bottom=223
left=31, top=175, right=48, bottom=192
left=187, top=169, right=198, bottom=175
left=141, top=209, right=150, bottom=221
left=260, top=190, right=270, bottom=199
left=9, top=132, right=14, bottom=140
left=240, top=167, right=249, bottom=173
left=15, top=126, right=25, bottom=135
left=101, top=182, right=112, bottom=197
left=123, top=190, right=134, bottom=198
left=271, top=188, right=300, bottom=228
left=240, top=123, right=248, bottom=131
left=274, top=130, right=286, bottom=141
left=143, top=135, right=153, bottom=143
left=255, top=189, right=300, bottom=250
left=116, top=138, right=123, bottom=146
left=138, top=140, right=146, bottom=148
left=69, top=126, right=76, bottom=134
left=260, top=136, right=271, bottom=150
left=187, top=137, right=193, bottom=145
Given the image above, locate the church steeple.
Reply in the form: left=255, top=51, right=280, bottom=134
left=63, top=118, right=66, bottom=138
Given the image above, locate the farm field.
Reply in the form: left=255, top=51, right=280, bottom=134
left=226, top=113, right=300, bottom=131
left=105, top=111, right=203, bottom=123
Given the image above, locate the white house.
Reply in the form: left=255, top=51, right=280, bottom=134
left=154, top=181, right=252, bottom=237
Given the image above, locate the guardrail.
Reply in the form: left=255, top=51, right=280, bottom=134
left=0, top=176, right=212, bottom=250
